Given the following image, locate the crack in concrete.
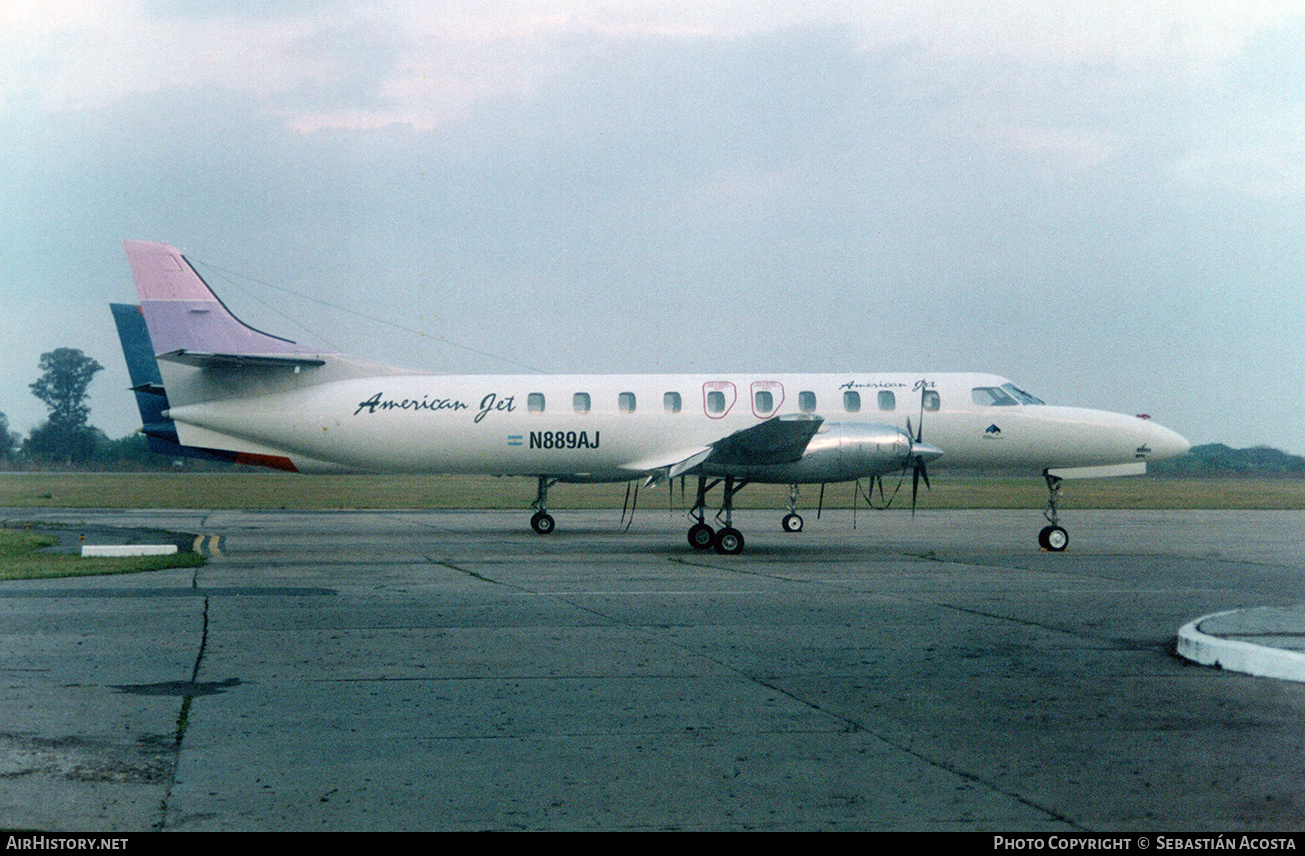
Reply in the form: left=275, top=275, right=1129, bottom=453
left=154, top=594, right=211, bottom=831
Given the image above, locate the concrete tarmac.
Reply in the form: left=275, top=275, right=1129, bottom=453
left=2, top=507, right=1304, bottom=831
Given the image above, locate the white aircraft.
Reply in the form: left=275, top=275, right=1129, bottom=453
left=112, top=240, right=1190, bottom=554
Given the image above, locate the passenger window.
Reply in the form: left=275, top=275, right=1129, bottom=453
left=878, top=390, right=896, bottom=411
left=843, top=391, right=861, bottom=412
left=619, top=391, right=636, bottom=413
left=573, top=392, right=590, bottom=412
left=923, top=390, right=940, bottom=412
left=706, top=391, right=726, bottom=414
left=754, top=390, right=774, bottom=415
left=664, top=391, right=682, bottom=413
left=528, top=392, right=545, bottom=413
left=798, top=391, right=816, bottom=413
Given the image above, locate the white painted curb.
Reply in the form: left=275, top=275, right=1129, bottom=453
left=82, top=544, right=179, bottom=557
left=1176, top=609, right=1305, bottom=683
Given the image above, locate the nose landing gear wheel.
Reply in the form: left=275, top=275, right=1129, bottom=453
left=1038, top=525, right=1068, bottom=551
left=531, top=511, right=555, bottom=534
left=688, top=522, right=715, bottom=550
left=713, top=527, right=744, bottom=555
left=781, top=513, right=804, bottom=533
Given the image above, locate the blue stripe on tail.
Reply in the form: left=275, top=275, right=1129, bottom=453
left=110, top=302, right=239, bottom=465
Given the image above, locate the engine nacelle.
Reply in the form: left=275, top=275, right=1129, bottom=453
left=701, top=422, right=921, bottom=484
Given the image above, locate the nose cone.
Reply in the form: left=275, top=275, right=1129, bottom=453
left=1145, top=421, right=1191, bottom=461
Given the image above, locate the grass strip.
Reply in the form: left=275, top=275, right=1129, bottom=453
left=2, top=472, right=1303, bottom=510
left=0, top=528, right=205, bottom=581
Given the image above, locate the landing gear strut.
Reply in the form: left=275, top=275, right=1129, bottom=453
left=713, top=476, right=746, bottom=555
left=685, top=475, right=747, bottom=554
left=781, top=484, right=803, bottom=532
left=1038, top=472, right=1069, bottom=551
left=687, top=475, right=714, bottom=550
left=530, top=476, right=557, bottom=534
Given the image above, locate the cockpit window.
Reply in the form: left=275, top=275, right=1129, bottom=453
left=1001, top=382, right=1045, bottom=405
left=972, top=384, right=1046, bottom=406
left=972, top=386, right=1019, bottom=406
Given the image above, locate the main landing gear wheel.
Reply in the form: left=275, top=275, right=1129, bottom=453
left=687, top=474, right=749, bottom=555
left=530, top=511, right=555, bottom=534
left=688, top=523, right=715, bottom=550
left=713, top=527, right=745, bottom=555
left=1038, top=525, right=1068, bottom=551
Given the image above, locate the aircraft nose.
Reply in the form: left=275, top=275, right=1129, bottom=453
left=1144, top=420, right=1191, bottom=461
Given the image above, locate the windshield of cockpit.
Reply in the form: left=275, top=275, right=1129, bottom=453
left=971, top=382, right=1046, bottom=406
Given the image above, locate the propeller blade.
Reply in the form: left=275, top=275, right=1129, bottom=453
left=915, top=380, right=927, bottom=442
left=909, top=455, right=933, bottom=517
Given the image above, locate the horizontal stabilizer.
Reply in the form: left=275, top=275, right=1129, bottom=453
left=157, top=350, right=327, bottom=371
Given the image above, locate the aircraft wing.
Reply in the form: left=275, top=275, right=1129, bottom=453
left=637, top=414, right=823, bottom=487
left=704, top=413, right=823, bottom=465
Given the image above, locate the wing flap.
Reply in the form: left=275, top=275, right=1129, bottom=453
left=622, top=446, right=712, bottom=479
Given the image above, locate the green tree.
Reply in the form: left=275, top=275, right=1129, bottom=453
left=0, top=411, right=18, bottom=465
left=26, top=348, right=104, bottom=465
left=30, top=348, right=104, bottom=429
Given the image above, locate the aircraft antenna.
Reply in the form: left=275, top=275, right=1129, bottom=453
left=189, top=256, right=546, bottom=373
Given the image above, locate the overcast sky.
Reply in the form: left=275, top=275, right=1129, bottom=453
left=3, top=1, right=1303, bottom=454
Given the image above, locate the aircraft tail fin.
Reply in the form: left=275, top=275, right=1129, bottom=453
left=117, top=240, right=402, bottom=472
left=123, top=240, right=324, bottom=359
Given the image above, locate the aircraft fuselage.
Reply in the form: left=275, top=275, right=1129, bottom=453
left=160, top=369, right=1189, bottom=480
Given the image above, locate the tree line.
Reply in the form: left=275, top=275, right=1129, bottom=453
left=1, top=347, right=197, bottom=471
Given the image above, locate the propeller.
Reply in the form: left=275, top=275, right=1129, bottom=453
left=905, top=382, right=942, bottom=516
